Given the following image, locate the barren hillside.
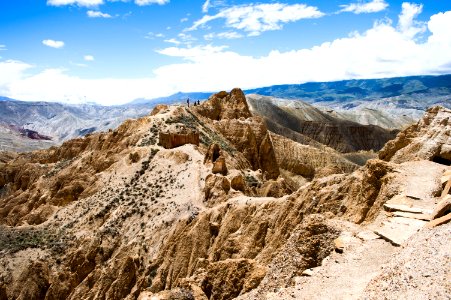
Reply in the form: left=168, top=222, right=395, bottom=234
left=0, top=90, right=449, bottom=300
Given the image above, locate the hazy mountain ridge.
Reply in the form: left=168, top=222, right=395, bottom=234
left=0, top=100, right=153, bottom=144
left=1, top=74, right=450, bottom=152
left=247, top=94, right=397, bottom=153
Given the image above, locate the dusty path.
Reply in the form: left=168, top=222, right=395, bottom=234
left=265, top=231, right=395, bottom=300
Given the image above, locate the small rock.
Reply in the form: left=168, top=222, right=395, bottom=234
left=230, top=174, right=246, bottom=192
left=301, top=268, right=314, bottom=276
left=334, top=237, right=345, bottom=253
left=212, top=156, right=228, bottom=176
left=357, top=231, right=380, bottom=241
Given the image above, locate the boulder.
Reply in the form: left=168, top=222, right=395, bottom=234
left=230, top=174, right=246, bottom=192
left=212, top=156, right=228, bottom=176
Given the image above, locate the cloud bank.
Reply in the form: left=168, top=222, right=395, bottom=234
left=1, top=4, right=451, bottom=105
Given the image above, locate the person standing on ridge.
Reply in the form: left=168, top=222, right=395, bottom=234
left=187, top=98, right=190, bottom=107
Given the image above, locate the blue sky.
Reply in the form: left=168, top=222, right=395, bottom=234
left=0, top=0, right=450, bottom=105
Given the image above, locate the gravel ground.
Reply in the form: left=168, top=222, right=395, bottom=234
left=364, top=223, right=451, bottom=300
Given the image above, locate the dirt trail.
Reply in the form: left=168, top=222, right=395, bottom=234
left=264, top=231, right=395, bottom=300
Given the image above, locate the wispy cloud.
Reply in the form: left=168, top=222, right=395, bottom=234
left=42, top=39, right=65, bottom=49
left=47, top=0, right=169, bottom=7
left=0, top=45, right=7, bottom=51
left=84, top=55, right=95, bottom=61
left=202, top=0, right=210, bottom=13
left=164, top=38, right=181, bottom=45
left=135, top=0, right=169, bottom=6
left=47, top=0, right=103, bottom=7
left=340, top=0, right=388, bottom=14
left=145, top=32, right=165, bottom=39
left=204, top=31, right=243, bottom=40
left=188, top=3, right=324, bottom=36
left=157, top=44, right=227, bottom=59
left=87, top=10, right=112, bottom=18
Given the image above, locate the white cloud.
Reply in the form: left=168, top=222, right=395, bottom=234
left=87, top=10, right=112, bottom=18
left=84, top=55, right=95, bottom=61
left=0, top=45, right=6, bottom=51
left=188, top=3, right=325, bottom=36
left=204, top=31, right=243, bottom=40
left=164, top=38, right=181, bottom=45
left=1, top=7, right=451, bottom=105
left=157, top=45, right=227, bottom=60
left=47, top=0, right=169, bottom=7
left=398, top=2, right=425, bottom=38
left=0, top=60, right=32, bottom=95
left=202, top=0, right=210, bottom=13
left=135, top=0, right=169, bottom=6
left=340, top=0, right=388, bottom=14
left=42, top=39, right=65, bottom=49
left=47, top=0, right=103, bottom=7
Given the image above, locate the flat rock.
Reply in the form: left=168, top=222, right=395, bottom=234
left=392, top=211, right=431, bottom=221
left=375, top=217, right=427, bottom=246
left=357, top=231, right=380, bottom=241
left=383, top=203, right=426, bottom=214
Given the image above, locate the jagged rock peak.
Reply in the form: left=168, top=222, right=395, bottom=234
left=195, top=88, right=252, bottom=120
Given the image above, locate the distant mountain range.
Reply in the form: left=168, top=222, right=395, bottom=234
left=245, top=74, right=451, bottom=104
left=0, top=74, right=450, bottom=152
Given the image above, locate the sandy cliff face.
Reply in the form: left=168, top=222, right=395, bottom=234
left=379, top=106, right=451, bottom=164
left=0, top=94, right=449, bottom=300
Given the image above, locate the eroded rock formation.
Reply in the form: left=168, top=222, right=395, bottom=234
left=379, top=106, right=451, bottom=164
left=0, top=92, right=449, bottom=300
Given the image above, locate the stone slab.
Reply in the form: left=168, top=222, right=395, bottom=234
left=375, top=217, right=427, bottom=246
left=392, top=211, right=431, bottom=221
left=357, top=231, right=380, bottom=241
left=383, top=203, right=423, bottom=214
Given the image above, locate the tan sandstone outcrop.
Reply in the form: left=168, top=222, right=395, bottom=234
left=379, top=106, right=451, bottom=164
left=195, top=89, right=280, bottom=180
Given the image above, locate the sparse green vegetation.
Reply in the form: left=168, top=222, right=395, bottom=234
left=0, top=226, right=70, bottom=254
